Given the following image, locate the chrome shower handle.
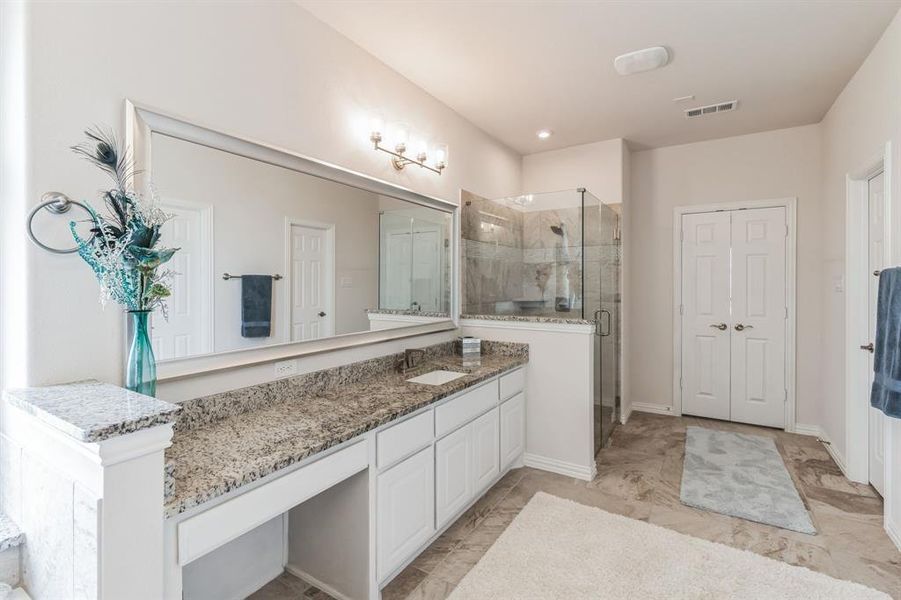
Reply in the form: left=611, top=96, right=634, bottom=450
left=709, top=323, right=728, bottom=331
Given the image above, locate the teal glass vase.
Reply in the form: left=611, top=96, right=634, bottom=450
left=126, top=310, right=157, bottom=397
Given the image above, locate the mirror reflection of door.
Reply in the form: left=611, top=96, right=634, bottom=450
left=380, top=212, right=446, bottom=312
left=867, top=170, right=886, bottom=496
left=290, top=222, right=335, bottom=341
left=151, top=201, right=212, bottom=359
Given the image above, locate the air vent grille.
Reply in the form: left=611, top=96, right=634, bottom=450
left=685, top=100, right=738, bottom=119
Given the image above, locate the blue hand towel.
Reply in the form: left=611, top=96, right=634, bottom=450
left=871, top=267, right=901, bottom=418
left=241, top=275, right=273, bottom=338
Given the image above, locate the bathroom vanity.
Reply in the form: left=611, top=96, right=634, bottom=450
left=2, top=342, right=527, bottom=599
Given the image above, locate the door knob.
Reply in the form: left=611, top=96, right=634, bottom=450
left=734, top=323, right=753, bottom=331
left=709, top=323, right=727, bottom=331
left=318, top=311, right=327, bottom=317
left=860, top=342, right=874, bottom=353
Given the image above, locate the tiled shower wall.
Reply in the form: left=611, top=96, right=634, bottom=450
left=461, top=190, right=600, bottom=318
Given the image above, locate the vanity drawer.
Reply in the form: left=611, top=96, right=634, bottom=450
left=435, top=380, right=498, bottom=437
left=377, top=410, right=434, bottom=469
left=499, top=368, right=525, bottom=401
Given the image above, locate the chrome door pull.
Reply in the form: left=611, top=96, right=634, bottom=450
left=734, top=324, right=753, bottom=331
left=709, top=323, right=727, bottom=331
left=860, top=342, right=874, bottom=353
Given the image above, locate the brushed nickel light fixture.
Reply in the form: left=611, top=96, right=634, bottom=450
left=369, top=116, right=447, bottom=175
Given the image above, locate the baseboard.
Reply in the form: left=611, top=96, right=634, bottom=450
left=885, top=516, right=901, bottom=552
left=523, top=453, right=593, bottom=481
left=791, top=423, right=822, bottom=437
left=630, top=402, right=676, bottom=417
left=820, top=432, right=850, bottom=477
left=284, top=564, right=353, bottom=600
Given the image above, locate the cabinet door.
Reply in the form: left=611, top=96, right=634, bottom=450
left=377, top=446, right=435, bottom=581
left=471, top=409, right=500, bottom=493
left=435, top=425, right=472, bottom=528
left=500, top=393, right=525, bottom=469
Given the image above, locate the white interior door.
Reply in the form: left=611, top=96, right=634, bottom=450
left=868, top=171, right=886, bottom=496
left=290, top=224, right=333, bottom=341
left=730, top=207, right=787, bottom=428
left=411, top=227, right=441, bottom=311
left=151, top=203, right=211, bottom=359
left=681, top=212, right=732, bottom=421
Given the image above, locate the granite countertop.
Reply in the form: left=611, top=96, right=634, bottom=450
left=3, top=380, right=181, bottom=443
left=165, top=348, right=527, bottom=517
left=366, top=308, right=451, bottom=318
left=461, top=313, right=594, bottom=326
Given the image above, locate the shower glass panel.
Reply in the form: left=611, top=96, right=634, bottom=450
left=591, top=195, right=621, bottom=451
left=461, top=188, right=621, bottom=452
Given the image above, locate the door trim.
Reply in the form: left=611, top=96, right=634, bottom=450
left=285, top=218, right=337, bottom=340
left=844, top=142, right=892, bottom=484
left=672, top=198, right=797, bottom=431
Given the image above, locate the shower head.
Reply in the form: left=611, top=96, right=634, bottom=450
left=550, top=224, right=564, bottom=236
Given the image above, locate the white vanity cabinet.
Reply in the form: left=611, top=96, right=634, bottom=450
left=377, top=446, right=435, bottom=581
left=435, top=424, right=473, bottom=527
left=376, top=367, right=526, bottom=586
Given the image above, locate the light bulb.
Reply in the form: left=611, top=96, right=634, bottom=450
left=412, top=138, right=428, bottom=162
left=390, top=121, right=410, bottom=152
left=433, top=143, right=449, bottom=170
left=368, top=114, right=383, bottom=145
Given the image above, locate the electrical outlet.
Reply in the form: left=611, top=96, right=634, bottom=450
left=274, top=359, right=298, bottom=378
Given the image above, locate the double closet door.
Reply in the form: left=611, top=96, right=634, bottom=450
left=681, top=206, right=788, bottom=428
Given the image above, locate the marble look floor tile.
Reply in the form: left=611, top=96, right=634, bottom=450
left=406, top=575, right=456, bottom=600
left=381, top=567, right=429, bottom=600
left=382, top=414, right=900, bottom=600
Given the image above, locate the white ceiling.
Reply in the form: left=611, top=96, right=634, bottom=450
left=298, top=0, right=900, bottom=154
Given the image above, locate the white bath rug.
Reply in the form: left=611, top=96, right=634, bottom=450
left=448, top=492, right=888, bottom=600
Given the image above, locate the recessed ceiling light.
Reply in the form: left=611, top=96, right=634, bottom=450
left=536, top=129, right=553, bottom=139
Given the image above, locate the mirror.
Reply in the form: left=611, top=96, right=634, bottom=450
left=137, top=118, right=454, bottom=364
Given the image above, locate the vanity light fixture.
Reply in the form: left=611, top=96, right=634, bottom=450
left=369, top=117, right=448, bottom=175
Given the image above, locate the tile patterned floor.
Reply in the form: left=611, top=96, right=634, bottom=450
left=251, top=413, right=901, bottom=599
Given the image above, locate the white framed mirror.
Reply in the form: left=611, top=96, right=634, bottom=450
left=126, top=101, right=458, bottom=381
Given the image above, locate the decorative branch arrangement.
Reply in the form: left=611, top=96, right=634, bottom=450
left=69, top=128, right=179, bottom=318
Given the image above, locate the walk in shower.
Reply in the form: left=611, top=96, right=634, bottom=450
left=461, top=189, right=622, bottom=450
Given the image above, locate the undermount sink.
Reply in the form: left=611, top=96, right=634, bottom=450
left=406, top=370, right=467, bottom=386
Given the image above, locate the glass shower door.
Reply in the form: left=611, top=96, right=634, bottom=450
left=590, top=193, right=621, bottom=453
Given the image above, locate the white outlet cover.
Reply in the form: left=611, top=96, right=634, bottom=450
left=274, top=359, right=298, bottom=378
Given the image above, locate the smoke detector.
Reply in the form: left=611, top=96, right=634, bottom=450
left=613, top=46, right=670, bottom=75
left=685, top=100, right=738, bottom=118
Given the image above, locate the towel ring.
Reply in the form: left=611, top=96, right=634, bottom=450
left=27, top=192, right=93, bottom=254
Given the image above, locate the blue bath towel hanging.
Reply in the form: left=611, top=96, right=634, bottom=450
left=871, top=267, right=901, bottom=418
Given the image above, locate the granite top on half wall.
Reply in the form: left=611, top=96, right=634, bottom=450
left=460, top=313, right=594, bottom=326
left=365, top=308, right=451, bottom=319
left=165, top=340, right=528, bottom=517
left=3, top=380, right=181, bottom=443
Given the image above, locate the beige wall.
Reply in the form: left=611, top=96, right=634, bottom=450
left=627, top=124, right=823, bottom=424
left=818, top=9, right=901, bottom=540
left=521, top=139, right=626, bottom=203
left=2, top=1, right=521, bottom=388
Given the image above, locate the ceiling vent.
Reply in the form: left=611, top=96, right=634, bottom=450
left=685, top=100, right=738, bottom=118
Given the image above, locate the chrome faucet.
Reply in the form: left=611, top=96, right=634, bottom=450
left=396, top=348, right=426, bottom=374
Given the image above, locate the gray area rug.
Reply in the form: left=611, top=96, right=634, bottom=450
left=681, top=426, right=816, bottom=534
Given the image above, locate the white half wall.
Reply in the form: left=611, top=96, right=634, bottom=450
left=11, top=1, right=521, bottom=389
left=461, top=320, right=596, bottom=480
